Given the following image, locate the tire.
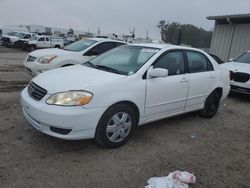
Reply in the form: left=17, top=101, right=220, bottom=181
left=199, top=90, right=221, bottom=118
left=61, top=64, right=73, bottom=67
left=95, top=104, right=136, bottom=148
left=55, top=45, right=60, bottom=48
left=29, top=45, right=36, bottom=52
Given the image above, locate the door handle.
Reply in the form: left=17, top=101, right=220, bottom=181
left=180, top=78, right=188, bottom=83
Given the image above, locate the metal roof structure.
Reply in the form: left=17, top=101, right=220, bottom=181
left=207, top=13, right=250, bottom=24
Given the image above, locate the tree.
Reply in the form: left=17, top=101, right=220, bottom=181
left=157, top=21, right=212, bottom=48
left=157, top=20, right=169, bottom=42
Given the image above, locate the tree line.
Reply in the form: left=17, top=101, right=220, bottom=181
left=157, top=20, right=212, bottom=48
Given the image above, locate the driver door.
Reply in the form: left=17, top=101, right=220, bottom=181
left=145, top=50, right=189, bottom=120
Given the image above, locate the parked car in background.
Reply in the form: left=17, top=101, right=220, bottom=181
left=24, top=36, right=64, bottom=51
left=1, top=32, right=22, bottom=47
left=14, top=33, right=39, bottom=48
left=221, top=51, right=250, bottom=94
left=21, top=44, right=230, bottom=147
left=0, top=26, right=28, bottom=37
left=209, top=53, right=224, bottom=64
left=23, top=38, right=126, bottom=76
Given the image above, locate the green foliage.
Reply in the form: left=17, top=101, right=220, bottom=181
left=157, top=21, right=212, bottom=48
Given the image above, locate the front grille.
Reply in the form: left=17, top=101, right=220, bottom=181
left=231, top=85, right=250, bottom=94
left=233, top=72, right=250, bottom=83
left=27, top=55, right=37, bottom=62
left=28, top=81, right=47, bottom=101
left=1, top=37, right=10, bottom=42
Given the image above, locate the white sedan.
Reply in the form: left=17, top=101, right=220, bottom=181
left=23, top=38, right=126, bottom=76
left=221, top=51, right=250, bottom=94
left=21, top=44, right=230, bottom=148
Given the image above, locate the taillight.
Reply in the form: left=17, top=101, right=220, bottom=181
left=229, top=71, right=234, bottom=80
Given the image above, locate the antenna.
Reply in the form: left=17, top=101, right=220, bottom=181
left=98, top=26, right=100, bottom=35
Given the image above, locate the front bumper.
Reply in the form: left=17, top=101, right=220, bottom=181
left=21, top=87, right=105, bottom=140
left=24, top=59, right=54, bottom=76
left=230, top=80, right=250, bottom=94
left=230, top=85, right=250, bottom=94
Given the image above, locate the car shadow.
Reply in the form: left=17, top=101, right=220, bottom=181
left=27, top=111, right=198, bottom=153
left=228, top=91, right=250, bottom=103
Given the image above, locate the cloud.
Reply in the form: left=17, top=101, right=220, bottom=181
left=0, top=0, right=249, bottom=39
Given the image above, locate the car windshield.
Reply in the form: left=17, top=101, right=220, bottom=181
left=64, top=39, right=97, bottom=52
left=83, top=45, right=159, bottom=75
left=234, top=52, right=250, bottom=64
left=16, top=33, right=25, bottom=38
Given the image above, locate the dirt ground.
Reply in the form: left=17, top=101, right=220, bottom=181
left=0, top=47, right=249, bottom=188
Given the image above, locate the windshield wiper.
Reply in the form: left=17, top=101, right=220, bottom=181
left=82, top=61, right=97, bottom=68
left=95, top=65, right=127, bottom=75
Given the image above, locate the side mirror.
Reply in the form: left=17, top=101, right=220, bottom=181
left=148, top=67, right=168, bottom=78
left=229, top=58, right=234, bottom=62
left=84, top=50, right=99, bottom=56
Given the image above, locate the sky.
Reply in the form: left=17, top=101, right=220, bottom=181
left=0, top=0, right=250, bottom=39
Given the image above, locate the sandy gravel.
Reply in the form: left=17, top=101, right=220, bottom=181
left=0, top=47, right=249, bottom=188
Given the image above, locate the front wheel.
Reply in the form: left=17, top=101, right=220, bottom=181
left=199, top=90, right=221, bottom=118
left=95, top=104, right=136, bottom=148
left=29, top=45, right=36, bottom=52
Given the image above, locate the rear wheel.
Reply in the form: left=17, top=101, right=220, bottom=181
left=95, top=104, right=136, bottom=148
left=29, top=45, right=36, bottom=52
left=61, top=64, right=73, bottom=67
left=199, top=90, right=221, bottom=118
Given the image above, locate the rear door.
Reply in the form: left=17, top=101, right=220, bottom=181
left=145, top=50, right=189, bottom=120
left=185, top=50, right=216, bottom=111
left=45, top=37, right=50, bottom=48
left=37, top=37, right=46, bottom=48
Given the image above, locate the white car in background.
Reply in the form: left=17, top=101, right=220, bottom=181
left=21, top=44, right=230, bottom=148
left=24, top=35, right=64, bottom=51
left=221, top=51, right=250, bottom=94
left=23, top=38, right=126, bottom=76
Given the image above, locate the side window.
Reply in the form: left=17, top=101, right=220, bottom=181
left=90, top=42, right=116, bottom=55
left=23, top=34, right=31, bottom=39
left=0, top=29, right=2, bottom=36
left=186, top=51, right=214, bottom=73
left=46, top=37, right=49, bottom=41
left=38, top=37, right=45, bottom=41
left=153, top=51, right=185, bottom=76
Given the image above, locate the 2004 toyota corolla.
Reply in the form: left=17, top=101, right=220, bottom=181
left=21, top=44, right=230, bottom=147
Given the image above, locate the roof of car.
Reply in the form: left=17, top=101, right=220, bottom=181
left=129, top=43, right=199, bottom=51
left=89, top=37, right=126, bottom=43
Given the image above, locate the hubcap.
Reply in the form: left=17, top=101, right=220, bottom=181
left=106, top=112, right=132, bottom=143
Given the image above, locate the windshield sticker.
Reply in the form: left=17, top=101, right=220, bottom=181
left=140, top=49, right=159, bottom=53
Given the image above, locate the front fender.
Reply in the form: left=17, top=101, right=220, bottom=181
left=53, top=59, right=81, bottom=68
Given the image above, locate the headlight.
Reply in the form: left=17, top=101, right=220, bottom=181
left=38, top=55, right=57, bottom=64
left=46, top=91, right=93, bottom=106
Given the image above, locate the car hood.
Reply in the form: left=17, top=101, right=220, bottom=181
left=221, top=62, right=250, bottom=73
left=29, top=48, right=74, bottom=58
left=2, top=35, right=20, bottom=41
left=32, top=65, right=127, bottom=94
